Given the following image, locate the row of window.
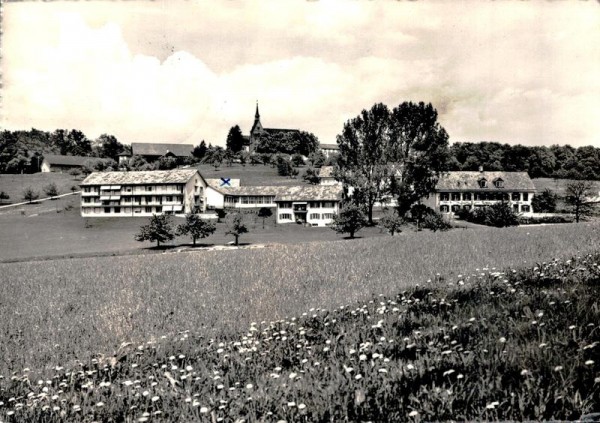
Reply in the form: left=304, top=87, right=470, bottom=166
left=83, top=196, right=182, bottom=204
left=279, top=213, right=336, bottom=220
left=278, top=201, right=337, bottom=209
left=84, top=185, right=186, bottom=193
left=440, top=204, right=531, bottom=213
left=440, top=192, right=530, bottom=202
left=82, top=206, right=162, bottom=214
left=224, top=195, right=276, bottom=205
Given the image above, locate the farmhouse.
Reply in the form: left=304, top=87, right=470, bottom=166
left=41, top=154, right=101, bottom=173
left=131, top=142, right=194, bottom=162
left=80, top=169, right=207, bottom=217
left=319, top=143, right=339, bottom=158
left=318, top=166, right=341, bottom=186
left=243, top=103, right=300, bottom=152
left=423, top=170, right=536, bottom=215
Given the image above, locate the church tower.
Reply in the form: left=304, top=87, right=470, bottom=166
left=249, top=101, right=263, bottom=152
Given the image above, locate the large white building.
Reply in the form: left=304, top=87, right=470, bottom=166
left=423, top=170, right=536, bottom=215
left=274, top=185, right=343, bottom=226
left=80, top=169, right=207, bottom=217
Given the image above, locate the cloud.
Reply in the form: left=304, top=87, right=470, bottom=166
left=2, top=1, right=599, bottom=147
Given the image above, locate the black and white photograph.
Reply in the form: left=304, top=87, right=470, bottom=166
left=1, top=0, right=599, bottom=421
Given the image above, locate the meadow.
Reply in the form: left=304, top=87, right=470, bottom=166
left=0, top=173, right=82, bottom=204
left=0, top=230, right=599, bottom=421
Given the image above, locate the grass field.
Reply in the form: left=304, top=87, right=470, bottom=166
left=532, top=177, right=600, bottom=196
left=0, top=172, right=82, bottom=204
left=0, top=231, right=599, bottom=421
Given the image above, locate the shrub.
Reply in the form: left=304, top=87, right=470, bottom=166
left=302, top=168, right=320, bottom=185
left=379, top=210, right=404, bottom=236
left=331, top=203, right=367, bottom=239
left=421, top=212, right=452, bottom=232
left=44, top=183, right=59, bottom=199
left=291, top=154, right=305, bottom=166
left=22, top=187, right=39, bottom=203
left=532, top=189, right=558, bottom=213
left=468, top=203, right=519, bottom=227
left=0, top=191, right=10, bottom=204
left=135, top=214, right=175, bottom=247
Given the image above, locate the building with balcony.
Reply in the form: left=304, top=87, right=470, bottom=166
left=274, top=185, right=343, bottom=226
left=423, top=170, right=536, bottom=215
left=80, top=169, right=207, bottom=217
left=130, top=142, right=194, bottom=162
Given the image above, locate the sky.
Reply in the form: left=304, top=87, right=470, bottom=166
left=2, top=0, right=599, bottom=148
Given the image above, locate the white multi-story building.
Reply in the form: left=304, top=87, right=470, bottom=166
left=80, top=169, right=207, bottom=217
left=423, top=170, right=536, bottom=215
left=274, top=185, right=343, bottom=226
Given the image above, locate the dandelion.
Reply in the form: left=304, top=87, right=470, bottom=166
left=151, top=396, right=160, bottom=402
left=443, top=369, right=455, bottom=376
left=355, top=374, right=363, bottom=380
left=287, top=401, right=296, bottom=407
left=408, top=410, right=419, bottom=417
left=569, top=325, right=577, bottom=330
left=585, top=360, right=595, bottom=366
left=289, top=373, right=297, bottom=379
left=554, top=366, right=563, bottom=372
left=200, top=407, right=209, bottom=413
left=486, top=401, right=499, bottom=409
left=499, top=337, right=507, bottom=343
left=298, top=403, right=307, bottom=410
left=521, top=369, right=530, bottom=376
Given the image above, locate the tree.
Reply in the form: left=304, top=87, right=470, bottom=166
left=23, top=187, right=39, bottom=203
left=0, top=191, right=9, bottom=204
left=409, top=203, right=435, bottom=231
left=226, top=125, right=245, bottom=153
left=330, top=203, right=367, bottom=239
left=157, top=156, right=178, bottom=170
left=291, top=153, right=305, bottom=167
left=204, top=147, right=224, bottom=170
left=308, top=150, right=326, bottom=167
left=531, top=189, right=557, bottom=213
left=176, top=213, right=216, bottom=246
left=379, top=210, right=404, bottom=236
left=565, top=181, right=594, bottom=223
left=276, top=156, right=293, bottom=177
left=257, top=207, right=272, bottom=229
left=302, top=168, right=320, bottom=185
left=96, top=134, right=124, bottom=161
left=135, top=214, right=175, bottom=247
left=192, top=141, right=208, bottom=162
left=44, top=183, right=59, bottom=199
left=225, top=212, right=248, bottom=246
left=215, top=208, right=227, bottom=223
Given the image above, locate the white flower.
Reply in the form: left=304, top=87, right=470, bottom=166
left=554, top=366, right=563, bottom=372
left=151, top=396, right=160, bottom=402
left=520, top=369, right=530, bottom=376
left=408, top=410, right=419, bottom=417
left=200, top=407, right=209, bottom=413
left=287, top=401, right=296, bottom=407
left=298, top=403, right=306, bottom=410
left=585, top=360, right=595, bottom=366
left=289, top=373, right=297, bottom=379
left=499, top=337, right=507, bottom=343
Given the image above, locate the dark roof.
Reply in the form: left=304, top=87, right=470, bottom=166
left=81, top=169, right=200, bottom=185
left=131, top=143, right=193, bottom=157
left=43, top=154, right=101, bottom=167
left=320, top=143, right=339, bottom=150
left=436, top=171, right=535, bottom=192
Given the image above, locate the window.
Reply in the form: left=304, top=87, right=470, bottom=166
left=523, top=193, right=529, bottom=201
left=440, top=205, right=449, bottom=212
left=474, top=193, right=482, bottom=201
left=146, top=196, right=152, bottom=203
left=451, top=205, right=460, bottom=212
left=322, top=213, right=335, bottom=220
left=478, top=178, right=487, bottom=188
left=310, top=213, right=321, bottom=220
left=279, top=213, right=292, bottom=220
left=145, top=207, right=152, bottom=213
left=104, top=207, right=111, bottom=213
left=310, top=202, right=321, bottom=208
left=125, top=187, right=132, bottom=193
left=322, top=201, right=335, bottom=208
left=279, top=202, right=292, bottom=209
left=83, top=198, right=90, bottom=203
left=521, top=205, right=530, bottom=212
left=165, top=196, right=173, bottom=202
left=114, top=207, right=121, bottom=214
left=463, top=205, right=472, bottom=211
left=84, top=187, right=90, bottom=193
left=512, top=193, right=520, bottom=201
left=513, top=204, right=519, bottom=212
left=493, top=178, right=504, bottom=188
left=440, top=192, right=450, bottom=201
left=463, top=192, right=472, bottom=201
left=451, top=193, right=461, bottom=201
left=145, top=186, right=153, bottom=192
left=155, top=206, right=162, bottom=213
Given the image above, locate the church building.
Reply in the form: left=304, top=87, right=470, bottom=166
left=242, top=103, right=300, bottom=152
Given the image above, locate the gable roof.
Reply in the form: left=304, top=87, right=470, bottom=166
left=131, top=143, right=193, bottom=157
left=261, top=128, right=300, bottom=135
left=206, top=178, right=241, bottom=189
left=320, top=143, right=339, bottom=150
left=213, top=184, right=343, bottom=201
left=435, top=171, right=535, bottom=192
left=81, top=169, right=200, bottom=185
left=43, top=154, right=100, bottom=167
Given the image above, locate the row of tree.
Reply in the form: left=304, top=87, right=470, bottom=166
left=448, top=142, right=600, bottom=180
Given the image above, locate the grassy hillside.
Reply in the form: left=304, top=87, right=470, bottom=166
left=0, top=173, right=82, bottom=204
left=0, top=223, right=599, bottom=377
left=532, top=178, right=600, bottom=196
left=195, top=163, right=309, bottom=186
left=0, top=248, right=598, bottom=421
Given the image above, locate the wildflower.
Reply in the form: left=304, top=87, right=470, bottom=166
left=569, top=325, right=577, bottom=330
left=585, top=360, right=595, bottom=366
left=355, top=374, right=363, bottom=380
left=443, top=369, right=455, bottom=376
left=289, top=373, right=297, bottom=379
left=378, top=368, right=388, bottom=373
left=521, top=369, right=530, bottom=376
left=408, top=410, right=419, bottom=417
left=554, top=366, right=563, bottom=372
left=200, top=407, right=209, bottom=413
left=486, top=401, right=499, bottom=409
left=287, top=401, right=296, bottom=407
left=298, top=403, right=307, bottom=410
left=499, top=337, right=507, bottom=343
left=151, top=396, right=160, bottom=402
left=406, top=364, right=415, bottom=370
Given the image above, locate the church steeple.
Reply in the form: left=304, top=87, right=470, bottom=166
left=254, top=101, right=260, bottom=122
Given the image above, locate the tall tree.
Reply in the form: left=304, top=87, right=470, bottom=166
left=192, top=140, right=208, bottom=161
left=336, top=103, right=393, bottom=225
left=226, top=125, right=245, bottom=153
left=387, top=102, right=450, bottom=216
left=96, top=134, right=124, bottom=161
left=565, top=181, right=595, bottom=223
left=330, top=203, right=367, bottom=239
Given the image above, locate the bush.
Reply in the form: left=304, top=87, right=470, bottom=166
left=421, top=212, right=452, bottom=232
left=331, top=203, right=367, bottom=238
left=532, top=189, right=558, bottom=213
left=519, top=215, right=574, bottom=225
left=291, top=154, right=305, bottom=167
left=463, top=203, right=520, bottom=227
left=379, top=210, right=404, bottom=236
left=44, top=183, right=59, bottom=199
left=22, top=187, right=40, bottom=203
